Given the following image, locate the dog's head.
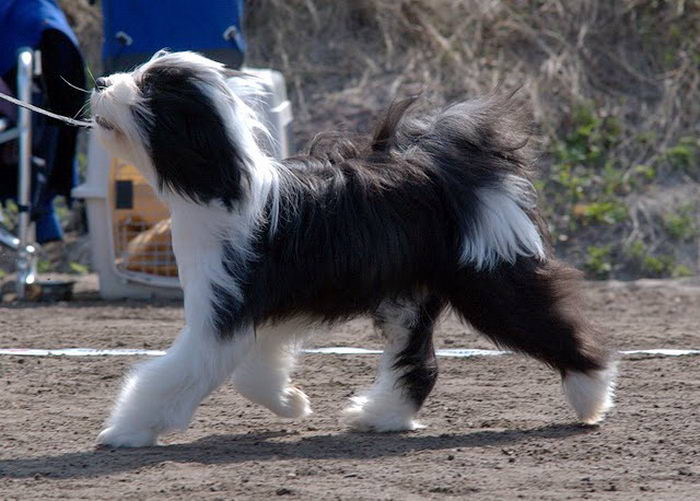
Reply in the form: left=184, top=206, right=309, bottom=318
left=91, top=50, right=267, bottom=206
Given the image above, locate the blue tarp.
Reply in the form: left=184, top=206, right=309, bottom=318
left=102, top=0, right=245, bottom=60
left=0, top=0, right=78, bottom=76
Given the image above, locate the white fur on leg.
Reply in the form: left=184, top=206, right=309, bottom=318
left=97, top=325, right=254, bottom=447
left=342, top=385, right=423, bottom=433
left=232, top=319, right=312, bottom=419
left=233, top=349, right=312, bottom=419
left=342, top=304, right=423, bottom=432
left=562, top=363, right=618, bottom=425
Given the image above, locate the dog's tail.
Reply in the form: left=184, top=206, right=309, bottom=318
left=372, top=92, right=549, bottom=271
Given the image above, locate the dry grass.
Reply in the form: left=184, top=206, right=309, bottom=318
left=246, top=1, right=698, bottom=139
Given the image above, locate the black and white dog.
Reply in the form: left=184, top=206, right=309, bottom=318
left=91, top=51, right=616, bottom=447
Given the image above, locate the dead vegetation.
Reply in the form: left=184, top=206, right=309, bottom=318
left=53, top=1, right=700, bottom=278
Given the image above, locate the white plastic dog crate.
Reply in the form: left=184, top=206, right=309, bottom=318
left=73, top=69, right=292, bottom=299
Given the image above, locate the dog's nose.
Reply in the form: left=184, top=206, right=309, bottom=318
left=95, top=77, right=109, bottom=91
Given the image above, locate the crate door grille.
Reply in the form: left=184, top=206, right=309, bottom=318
left=110, top=160, right=178, bottom=278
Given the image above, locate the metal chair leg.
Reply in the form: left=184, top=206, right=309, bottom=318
left=15, top=48, right=36, bottom=299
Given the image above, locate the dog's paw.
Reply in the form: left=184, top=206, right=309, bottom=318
left=269, top=386, right=312, bottom=419
left=563, top=364, right=618, bottom=425
left=96, top=426, right=158, bottom=448
left=341, top=396, right=424, bottom=432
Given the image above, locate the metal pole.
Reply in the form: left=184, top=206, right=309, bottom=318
left=15, top=48, right=36, bottom=299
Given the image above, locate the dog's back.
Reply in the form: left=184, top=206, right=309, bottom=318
left=243, top=95, right=544, bottom=320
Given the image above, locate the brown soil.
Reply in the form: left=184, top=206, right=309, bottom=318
left=1, top=277, right=699, bottom=500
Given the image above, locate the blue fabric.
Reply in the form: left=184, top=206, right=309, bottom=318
left=102, top=0, right=245, bottom=59
left=34, top=195, right=62, bottom=243
left=0, top=0, right=78, bottom=75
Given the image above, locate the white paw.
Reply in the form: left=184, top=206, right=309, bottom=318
left=269, top=386, right=312, bottom=419
left=342, top=396, right=423, bottom=432
left=96, top=426, right=158, bottom=448
left=563, top=364, right=618, bottom=425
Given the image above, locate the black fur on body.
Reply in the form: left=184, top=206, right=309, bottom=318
left=213, top=97, right=609, bottom=373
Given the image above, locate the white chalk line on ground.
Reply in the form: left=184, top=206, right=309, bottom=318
left=0, top=347, right=698, bottom=358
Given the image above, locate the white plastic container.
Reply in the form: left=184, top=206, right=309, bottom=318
left=73, top=69, right=292, bottom=299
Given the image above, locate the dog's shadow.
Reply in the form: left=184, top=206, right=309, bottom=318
left=0, top=424, right=592, bottom=480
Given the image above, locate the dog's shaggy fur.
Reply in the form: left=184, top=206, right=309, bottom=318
left=90, top=51, right=616, bottom=447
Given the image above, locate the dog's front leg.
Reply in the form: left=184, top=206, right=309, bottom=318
left=232, top=319, right=313, bottom=419
left=97, top=289, right=255, bottom=447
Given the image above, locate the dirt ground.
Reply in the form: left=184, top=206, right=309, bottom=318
left=1, top=276, right=699, bottom=500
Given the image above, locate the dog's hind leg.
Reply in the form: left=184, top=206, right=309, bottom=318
left=342, top=293, right=445, bottom=432
left=232, top=319, right=312, bottom=419
left=447, top=258, right=617, bottom=425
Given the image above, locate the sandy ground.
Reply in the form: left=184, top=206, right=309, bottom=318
left=1, top=276, right=699, bottom=500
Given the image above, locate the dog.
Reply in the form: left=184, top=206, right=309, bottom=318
left=90, top=51, right=616, bottom=447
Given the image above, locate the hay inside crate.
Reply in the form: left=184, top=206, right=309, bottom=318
left=111, top=161, right=178, bottom=278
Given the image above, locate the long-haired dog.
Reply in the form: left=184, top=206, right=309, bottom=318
left=91, top=51, right=616, bottom=447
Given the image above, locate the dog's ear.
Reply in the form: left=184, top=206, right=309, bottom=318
left=135, top=66, right=248, bottom=206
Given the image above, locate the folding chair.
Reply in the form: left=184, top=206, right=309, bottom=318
left=0, top=0, right=86, bottom=299
left=0, top=48, right=36, bottom=298
left=101, top=0, right=245, bottom=73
